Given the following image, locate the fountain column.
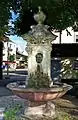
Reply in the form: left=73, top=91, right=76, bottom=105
left=23, top=7, right=57, bottom=84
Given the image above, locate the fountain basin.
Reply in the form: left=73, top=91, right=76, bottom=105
left=7, top=82, right=72, bottom=102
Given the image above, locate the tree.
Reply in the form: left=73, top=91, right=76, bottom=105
left=48, top=0, right=75, bottom=43
left=0, top=0, right=19, bottom=79
left=14, top=0, right=75, bottom=43
left=8, top=54, right=15, bottom=62
left=70, top=0, right=78, bottom=31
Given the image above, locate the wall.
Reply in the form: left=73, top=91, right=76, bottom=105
left=52, top=27, right=76, bottom=44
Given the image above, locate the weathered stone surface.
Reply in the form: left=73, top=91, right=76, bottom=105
left=27, top=43, right=52, bottom=80
left=24, top=101, right=55, bottom=119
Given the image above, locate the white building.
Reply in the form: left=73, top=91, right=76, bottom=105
left=3, top=39, right=28, bottom=70
left=3, top=40, right=17, bottom=70
left=52, top=27, right=78, bottom=44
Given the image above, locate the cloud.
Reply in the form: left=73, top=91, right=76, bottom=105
left=9, top=35, right=27, bottom=51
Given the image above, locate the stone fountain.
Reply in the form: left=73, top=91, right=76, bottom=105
left=7, top=7, right=72, bottom=119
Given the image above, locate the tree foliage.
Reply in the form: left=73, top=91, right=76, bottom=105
left=14, top=0, right=77, bottom=35
left=0, top=0, right=78, bottom=36
left=0, top=0, right=20, bottom=36
left=0, top=0, right=19, bottom=78
left=8, top=54, right=15, bottom=62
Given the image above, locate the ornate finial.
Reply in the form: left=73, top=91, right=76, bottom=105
left=38, top=6, right=41, bottom=12
left=34, top=6, right=46, bottom=24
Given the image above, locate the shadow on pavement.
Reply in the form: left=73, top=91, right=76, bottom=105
left=0, top=87, right=13, bottom=97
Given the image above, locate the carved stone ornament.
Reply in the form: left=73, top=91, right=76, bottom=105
left=22, top=7, right=57, bottom=44
left=35, top=53, right=43, bottom=63
left=34, top=6, right=46, bottom=24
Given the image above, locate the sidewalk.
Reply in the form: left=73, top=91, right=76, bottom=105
left=0, top=69, right=27, bottom=97
left=0, top=69, right=27, bottom=86
left=0, top=87, right=13, bottom=97
left=0, top=95, right=26, bottom=120
left=0, top=75, right=27, bottom=86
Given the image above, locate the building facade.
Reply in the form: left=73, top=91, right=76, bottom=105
left=52, top=27, right=78, bottom=44
left=3, top=41, right=16, bottom=70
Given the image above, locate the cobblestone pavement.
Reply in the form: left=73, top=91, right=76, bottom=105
left=0, top=95, right=27, bottom=120
left=0, top=95, right=77, bottom=120
left=0, top=95, right=26, bottom=110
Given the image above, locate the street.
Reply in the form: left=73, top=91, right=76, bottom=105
left=0, top=69, right=28, bottom=97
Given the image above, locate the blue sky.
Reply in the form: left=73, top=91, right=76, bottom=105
left=9, top=35, right=27, bottom=51
left=8, top=11, right=27, bottom=51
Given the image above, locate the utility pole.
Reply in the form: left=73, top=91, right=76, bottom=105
left=6, top=40, right=9, bottom=77
left=0, top=41, right=3, bottom=79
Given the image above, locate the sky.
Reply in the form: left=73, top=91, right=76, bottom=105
left=9, top=35, right=27, bottom=51
left=8, top=11, right=27, bottom=51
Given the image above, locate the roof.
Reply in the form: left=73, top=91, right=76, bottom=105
left=51, top=44, right=78, bottom=57
left=16, top=50, right=28, bottom=56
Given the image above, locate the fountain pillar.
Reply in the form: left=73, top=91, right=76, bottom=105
left=23, top=7, right=57, bottom=85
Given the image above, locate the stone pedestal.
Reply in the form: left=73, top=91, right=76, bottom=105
left=24, top=101, right=55, bottom=120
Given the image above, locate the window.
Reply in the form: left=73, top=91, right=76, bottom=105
left=76, top=35, right=78, bottom=42
left=73, top=60, right=78, bottom=70
left=10, top=44, right=12, bottom=48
